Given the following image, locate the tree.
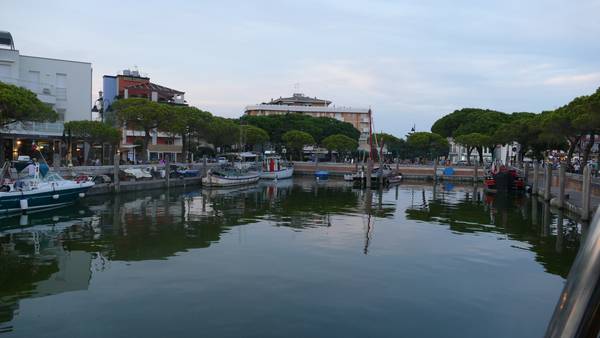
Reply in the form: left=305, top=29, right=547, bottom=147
left=205, top=117, right=240, bottom=152
left=112, top=98, right=169, bottom=162
left=374, top=132, right=406, bottom=159
left=0, top=82, right=58, bottom=127
left=169, top=106, right=212, bottom=162
left=282, top=130, right=315, bottom=160
left=64, top=120, right=121, bottom=164
left=241, top=114, right=359, bottom=144
left=241, top=125, right=269, bottom=151
left=0, top=82, right=58, bottom=165
left=407, top=132, right=449, bottom=161
left=63, top=120, right=121, bottom=145
left=321, top=134, right=358, bottom=161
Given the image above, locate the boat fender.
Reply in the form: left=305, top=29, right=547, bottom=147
left=19, top=214, right=28, bottom=226
left=52, top=194, right=59, bottom=200
left=20, top=199, right=28, bottom=210
left=79, top=192, right=86, bottom=198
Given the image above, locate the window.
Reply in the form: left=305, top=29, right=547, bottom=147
left=0, top=63, right=11, bottom=80
left=56, top=108, right=66, bottom=121
left=56, top=73, right=67, bottom=88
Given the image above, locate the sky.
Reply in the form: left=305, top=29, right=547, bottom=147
left=2, top=0, right=600, bottom=136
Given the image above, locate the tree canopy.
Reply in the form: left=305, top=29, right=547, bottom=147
left=241, top=124, right=269, bottom=149
left=64, top=120, right=121, bottom=144
left=282, top=130, right=315, bottom=160
left=321, top=134, right=358, bottom=153
left=241, top=113, right=360, bottom=144
left=0, top=82, right=57, bottom=127
left=205, top=117, right=240, bottom=150
left=407, top=132, right=449, bottom=161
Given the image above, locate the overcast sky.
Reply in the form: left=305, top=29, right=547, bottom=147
left=3, top=0, right=600, bottom=136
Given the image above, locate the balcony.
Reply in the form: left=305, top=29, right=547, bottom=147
left=2, top=121, right=64, bottom=137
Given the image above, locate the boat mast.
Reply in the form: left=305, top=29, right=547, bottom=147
left=368, top=109, right=374, bottom=162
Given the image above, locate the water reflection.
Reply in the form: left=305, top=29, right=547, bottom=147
left=404, top=185, right=581, bottom=278
left=0, top=179, right=583, bottom=337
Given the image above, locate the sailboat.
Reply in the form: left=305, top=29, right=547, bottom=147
left=0, top=156, right=94, bottom=214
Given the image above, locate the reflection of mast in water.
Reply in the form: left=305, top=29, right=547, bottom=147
left=363, top=188, right=374, bottom=255
left=364, top=213, right=373, bottom=255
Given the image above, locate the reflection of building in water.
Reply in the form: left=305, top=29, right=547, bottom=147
left=0, top=229, right=92, bottom=328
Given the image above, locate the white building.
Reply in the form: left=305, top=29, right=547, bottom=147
left=0, top=31, right=92, bottom=161
left=448, top=137, right=520, bottom=165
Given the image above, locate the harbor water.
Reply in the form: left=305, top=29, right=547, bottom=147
left=0, top=178, right=583, bottom=337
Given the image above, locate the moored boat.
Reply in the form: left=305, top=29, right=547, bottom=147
left=315, top=170, right=329, bottom=180
left=260, top=156, right=294, bottom=180
left=484, top=164, right=525, bottom=192
left=0, top=158, right=94, bottom=214
left=202, top=169, right=260, bottom=187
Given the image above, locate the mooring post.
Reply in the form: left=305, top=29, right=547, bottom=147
left=532, top=161, right=539, bottom=195
left=113, top=153, right=120, bottom=193
left=366, top=158, right=372, bottom=189
left=581, top=165, right=591, bottom=220
left=395, top=156, right=399, bottom=173
left=558, top=163, right=566, bottom=209
left=544, top=164, right=552, bottom=201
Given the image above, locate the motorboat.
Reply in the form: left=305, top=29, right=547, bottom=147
left=260, top=155, right=293, bottom=180
left=0, top=158, right=94, bottom=214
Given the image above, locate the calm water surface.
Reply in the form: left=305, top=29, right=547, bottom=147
left=0, top=178, right=583, bottom=337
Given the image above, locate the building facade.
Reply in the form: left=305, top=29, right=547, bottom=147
left=0, top=31, right=92, bottom=162
left=101, top=70, right=186, bottom=162
left=244, top=93, right=371, bottom=148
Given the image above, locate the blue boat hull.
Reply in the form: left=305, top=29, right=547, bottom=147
left=0, top=186, right=92, bottom=214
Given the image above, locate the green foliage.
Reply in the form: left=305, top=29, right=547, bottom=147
left=241, top=125, right=269, bottom=148
left=282, top=130, right=315, bottom=160
left=112, top=98, right=171, bottom=161
left=407, top=132, right=449, bottom=160
left=321, top=134, right=358, bottom=153
left=241, top=113, right=359, bottom=144
left=205, top=117, right=240, bottom=150
left=374, top=132, right=405, bottom=156
left=112, top=98, right=168, bottom=131
left=0, top=82, right=58, bottom=127
left=63, top=120, right=120, bottom=144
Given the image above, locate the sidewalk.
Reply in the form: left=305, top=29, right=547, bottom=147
left=537, top=185, right=599, bottom=220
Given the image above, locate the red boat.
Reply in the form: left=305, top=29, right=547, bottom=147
left=484, top=165, right=525, bottom=191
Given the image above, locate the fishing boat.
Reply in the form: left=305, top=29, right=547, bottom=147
left=261, top=156, right=294, bottom=180
left=202, top=168, right=260, bottom=187
left=0, top=157, right=94, bottom=214
left=483, top=163, right=525, bottom=193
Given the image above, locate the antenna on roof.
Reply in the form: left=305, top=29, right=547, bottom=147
left=294, top=82, right=301, bottom=94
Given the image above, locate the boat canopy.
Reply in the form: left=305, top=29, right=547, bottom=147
left=12, top=161, right=50, bottom=177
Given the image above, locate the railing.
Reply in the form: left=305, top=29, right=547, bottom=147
left=545, top=206, right=600, bottom=337
left=2, top=121, right=64, bottom=136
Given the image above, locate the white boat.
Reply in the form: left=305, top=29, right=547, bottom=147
left=202, top=169, right=260, bottom=187
left=0, top=159, right=94, bottom=214
left=260, top=156, right=294, bottom=180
